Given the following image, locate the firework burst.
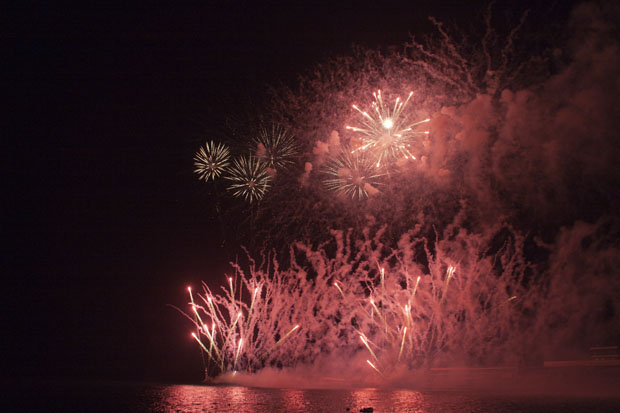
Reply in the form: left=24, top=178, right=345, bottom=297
left=322, top=148, right=385, bottom=200
left=225, top=155, right=272, bottom=203
left=253, top=124, right=298, bottom=169
left=183, top=271, right=303, bottom=377
left=194, top=140, right=231, bottom=181
left=346, top=90, right=430, bottom=168
left=180, top=222, right=549, bottom=381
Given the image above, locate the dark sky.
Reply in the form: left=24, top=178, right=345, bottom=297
left=5, top=1, right=575, bottom=384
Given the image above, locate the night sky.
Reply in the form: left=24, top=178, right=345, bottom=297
left=5, top=1, right=584, bottom=384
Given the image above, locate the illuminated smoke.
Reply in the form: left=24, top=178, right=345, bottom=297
left=183, top=2, right=620, bottom=385
left=182, top=217, right=620, bottom=381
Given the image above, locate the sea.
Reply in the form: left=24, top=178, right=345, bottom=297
left=3, top=379, right=620, bottom=412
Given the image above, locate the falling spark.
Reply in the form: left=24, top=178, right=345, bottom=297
left=192, top=305, right=208, bottom=332
left=248, top=286, right=260, bottom=321
left=333, top=281, right=345, bottom=298
left=193, top=141, right=231, bottom=181
left=369, top=299, right=390, bottom=338
left=192, top=332, right=213, bottom=358
left=403, top=304, right=411, bottom=327
left=234, top=338, right=243, bottom=369
left=197, top=312, right=221, bottom=363
left=225, top=155, right=272, bottom=203
left=322, top=147, right=385, bottom=200
left=398, top=327, right=407, bottom=362
left=206, top=295, right=217, bottom=319
left=446, top=265, right=456, bottom=282
left=442, top=266, right=456, bottom=302
left=264, top=324, right=301, bottom=358
left=369, top=298, right=385, bottom=326
left=360, top=334, right=379, bottom=363
left=230, top=311, right=242, bottom=334
left=188, top=286, right=194, bottom=304
left=253, top=124, right=298, bottom=169
left=276, top=325, right=300, bottom=346
left=366, top=360, right=384, bottom=377
left=413, top=276, right=421, bottom=297
left=209, top=323, right=221, bottom=361
left=346, top=90, right=430, bottom=167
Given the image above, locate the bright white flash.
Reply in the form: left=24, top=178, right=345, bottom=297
left=348, top=90, right=429, bottom=168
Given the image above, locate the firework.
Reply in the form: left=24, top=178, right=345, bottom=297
left=398, top=327, right=407, bottom=362
left=234, top=338, right=243, bottom=369
left=225, top=155, right=272, bottom=202
left=179, top=223, right=574, bottom=383
left=442, top=265, right=456, bottom=303
left=274, top=325, right=300, bottom=347
left=412, top=276, right=421, bottom=297
left=360, top=334, right=379, bottom=363
left=322, top=147, right=385, bottom=200
left=366, top=359, right=384, bottom=377
left=182, top=270, right=303, bottom=377
left=176, top=8, right=618, bottom=386
left=253, top=124, right=298, bottom=169
left=194, top=140, right=231, bottom=181
left=192, top=332, right=211, bottom=356
left=346, top=90, right=430, bottom=167
left=333, top=281, right=345, bottom=298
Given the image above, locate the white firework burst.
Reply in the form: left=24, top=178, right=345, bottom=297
left=323, top=148, right=385, bottom=200
left=346, top=90, right=430, bottom=168
left=253, top=124, right=298, bottom=169
left=194, top=141, right=231, bottom=181
left=225, top=155, right=272, bottom=203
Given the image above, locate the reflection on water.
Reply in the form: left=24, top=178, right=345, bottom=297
left=144, top=384, right=620, bottom=413
left=282, top=389, right=309, bottom=411
left=228, top=386, right=247, bottom=405
left=6, top=380, right=620, bottom=412
left=151, top=385, right=432, bottom=412
left=392, top=389, right=425, bottom=412
left=349, top=388, right=427, bottom=412
left=150, top=384, right=273, bottom=412
left=351, top=387, right=380, bottom=409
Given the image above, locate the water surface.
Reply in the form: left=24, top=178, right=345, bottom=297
left=4, top=380, right=620, bottom=412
